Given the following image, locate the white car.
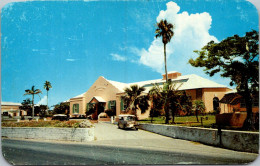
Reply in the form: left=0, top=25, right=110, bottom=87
left=118, top=114, right=139, bottom=130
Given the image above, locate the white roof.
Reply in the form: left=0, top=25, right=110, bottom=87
left=107, top=74, right=227, bottom=93
left=93, top=96, right=106, bottom=103
left=106, top=79, right=128, bottom=92
left=1, top=102, right=21, bottom=106
left=70, top=73, right=229, bottom=100
left=71, top=92, right=85, bottom=99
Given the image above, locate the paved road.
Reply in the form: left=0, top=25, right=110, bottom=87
left=1, top=122, right=259, bottom=165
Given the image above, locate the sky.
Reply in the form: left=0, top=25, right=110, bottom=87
left=1, top=0, right=259, bottom=109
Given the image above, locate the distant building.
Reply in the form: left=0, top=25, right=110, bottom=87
left=1, top=102, right=26, bottom=117
left=69, top=71, right=231, bottom=120
left=219, top=90, right=259, bottom=113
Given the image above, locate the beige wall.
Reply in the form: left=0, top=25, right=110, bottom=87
left=1, top=105, right=25, bottom=116
left=1, top=105, right=20, bottom=111
left=221, top=103, right=259, bottom=114
left=202, top=88, right=231, bottom=113
left=70, top=97, right=84, bottom=115
left=70, top=76, right=122, bottom=116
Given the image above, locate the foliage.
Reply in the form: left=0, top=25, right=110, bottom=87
left=43, top=81, right=52, bottom=91
left=19, top=98, right=32, bottom=115
left=86, top=103, right=95, bottom=116
left=53, top=102, right=70, bottom=115
left=148, top=81, right=189, bottom=124
left=36, top=105, right=48, bottom=118
left=105, top=109, right=116, bottom=117
left=24, top=86, right=42, bottom=118
left=189, top=30, right=259, bottom=130
left=193, top=100, right=206, bottom=122
left=123, top=85, right=149, bottom=115
left=178, top=91, right=193, bottom=115
left=1, top=120, right=93, bottom=128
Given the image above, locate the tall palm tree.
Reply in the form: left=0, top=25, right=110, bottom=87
left=44, top=81, right=52, bottom=112
left=155, top=19, right=174, bottom=83
left=24, top=86, right=42, bottom=119
left=123, top=85, right=149, bottom=117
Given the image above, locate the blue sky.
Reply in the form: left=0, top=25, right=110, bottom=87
left=1, top=0, right=258, bottom=109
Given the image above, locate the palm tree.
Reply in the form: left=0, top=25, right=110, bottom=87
left=149, top=81, right=182, bottom=124
left=193, top=100, right=206, bottom=122
left=148, top=84, right=164, bottom=123
left=123, top=85, right=149, bottom=117
left=24, top=86, right=42, bottom=119
left=44, top=81, right=52, bottom=112
left=155, top=19, right=174, bottom=83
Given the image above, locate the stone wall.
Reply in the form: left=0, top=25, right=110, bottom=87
left=139, top=124, right=259, bottom=153
left=2, top=127, right=94, bottom=142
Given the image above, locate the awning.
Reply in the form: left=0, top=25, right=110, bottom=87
left=89, top=96, right=106, bottom=103
left=219, top=93, right=242, bottom=105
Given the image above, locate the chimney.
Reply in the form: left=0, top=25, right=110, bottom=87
left=162, top=71, right=182, bottom=80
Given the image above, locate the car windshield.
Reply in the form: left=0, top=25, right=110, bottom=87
left=125, top=116, right=134, bottom=121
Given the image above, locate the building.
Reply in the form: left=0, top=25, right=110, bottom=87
left=219, top=90, right=259, bottom=113
left=69, top=71, right=231, bottom=120
left=1, top=102, right=26, bottom=117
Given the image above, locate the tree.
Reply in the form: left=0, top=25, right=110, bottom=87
left=123, top=85, right=149, bottom=117
left=24, top=86, right=42, bottom=119
left=155, top=19, right=174, bottom=83
left=189, top=30, right=259, bottom=130
left=53, top=102, right=70, bottom=115
left=148, top=84, right=164, bottom=123
left=35, top=105, right=48, bottom=118
left=19, top=98, right=32, bottom=116
left=193, top=100, right=206, bottom=122
left=149, top=81, right=182, bottom=124
left=44, top=81, right=52, bottom=112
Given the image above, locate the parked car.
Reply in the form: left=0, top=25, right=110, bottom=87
left=51, top=114, right=69, bottom=121
left=118, top=114, right=139, bottom=130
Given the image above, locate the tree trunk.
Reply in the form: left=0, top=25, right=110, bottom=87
left=32, top=95, right=35, bottom=119
left=196, top=110, right=199, bottom=122
left=165, top=105, right=169, bottom=124
left=243, top=90, right=255, bottom=130
left=164, top=44, right=168, bottom=83
left=46, top=90, right=49, bottom=115
left=172, top=110, right=175, bottom=124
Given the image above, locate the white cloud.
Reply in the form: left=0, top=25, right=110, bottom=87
left=37, top=96, right=47, bottom=105
left=137, top=1, right=218, bottom=74
left=66, top=59, right=77, bottom=62
left=110, top=53, right=127, bottom=62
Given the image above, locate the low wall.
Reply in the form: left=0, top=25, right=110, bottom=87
left=139, top=124, right=259, bottom=153
left=2, top=127, right=94, bottom=142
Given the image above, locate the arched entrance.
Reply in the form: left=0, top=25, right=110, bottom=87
left=87, top=96, right=106, bottom=120
left=213, top=97, right=220, bottom=112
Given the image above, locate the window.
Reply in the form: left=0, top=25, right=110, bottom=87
left=120, top=98, right=127, bottom=111
left=108, top=100, right=116, bottom=110
left=73, top=104, right=79, bottom=114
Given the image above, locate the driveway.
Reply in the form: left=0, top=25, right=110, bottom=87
left=92, top=122, right=258, bottom=162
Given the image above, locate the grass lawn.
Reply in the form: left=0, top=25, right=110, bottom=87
left=1, top=120, right=93, bottom=128
left=138, top=115, right=216, bottom=128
